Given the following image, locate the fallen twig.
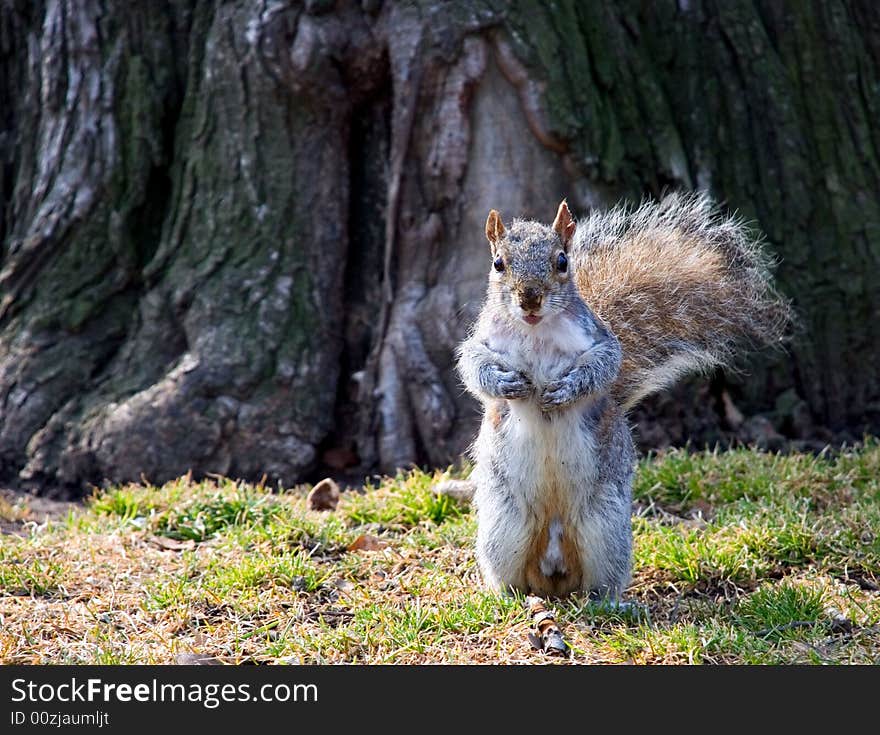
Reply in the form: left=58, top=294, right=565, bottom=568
left=432, top=479, right=475, bottom=504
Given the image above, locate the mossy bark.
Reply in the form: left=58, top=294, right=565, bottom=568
left=1, top=1, right=878, bottom=494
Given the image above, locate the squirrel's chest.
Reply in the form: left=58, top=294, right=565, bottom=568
left=487, top=318, right=594, bottom=388
left=485, top=322, right=600, bottom=497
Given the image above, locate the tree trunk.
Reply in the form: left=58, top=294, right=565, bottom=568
left=1, top=1, right=878, bottom=495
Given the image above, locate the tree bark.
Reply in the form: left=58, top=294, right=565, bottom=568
left=1, top=1, right=878, bottom=495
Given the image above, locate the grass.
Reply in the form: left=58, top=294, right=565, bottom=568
left=1, top=442, right=878, bottom=664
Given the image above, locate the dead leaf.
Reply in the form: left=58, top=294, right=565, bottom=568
left=348, top=534, right=388, bottom=552
left=148, top=535, right=196, bottom=551
left=307, top=477, right=340, bottom=511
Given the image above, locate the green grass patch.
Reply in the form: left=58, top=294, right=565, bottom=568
left=3, top=443, right=879, bottom=664
left=343, top=469, right=465, bottom=528
left=156, top=494, right=281, bottom=541
left=0, top=551, right=66, bottom=597
left=90, top=478, right=287, bottom=541
left=635, top=438, right=880, bottom=509
left=200, top=549, right=328, bottom=596
left=633, top=507, right=822, bottom=587
left=735, top=583, right=826, bottom=639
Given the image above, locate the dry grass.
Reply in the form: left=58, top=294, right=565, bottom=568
left=1, top=442, right=878, bottom=665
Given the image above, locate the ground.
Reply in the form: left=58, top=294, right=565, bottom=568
left=1, top=443, right=878, bottom=664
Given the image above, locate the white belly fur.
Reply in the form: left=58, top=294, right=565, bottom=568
left=473, top=313, right=603, bottom=590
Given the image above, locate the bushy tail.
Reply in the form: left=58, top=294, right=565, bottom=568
left=573, top=192, right=792, bottom=410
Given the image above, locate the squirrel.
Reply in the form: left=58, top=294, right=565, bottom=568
left=453, top=192, right=790, bottom=598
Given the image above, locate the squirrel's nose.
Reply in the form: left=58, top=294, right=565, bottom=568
left=520, top=286, right=543, bottom=312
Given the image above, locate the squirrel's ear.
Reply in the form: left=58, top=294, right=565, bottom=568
left=485, top=209, right=505, bottom=253
left=552, top=199, right=576, bottom=251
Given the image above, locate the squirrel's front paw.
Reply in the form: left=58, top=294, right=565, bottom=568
left=540, top=376, right=579, bottom=410
left=480, top=364, right=532, bottom=399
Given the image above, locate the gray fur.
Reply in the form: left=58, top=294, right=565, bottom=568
left=458, top=214, right=635, bottom=597
left=458, top=194, right=787, bottom=599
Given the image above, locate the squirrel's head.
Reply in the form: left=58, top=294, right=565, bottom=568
left=484, top=200, right=578, bottom=327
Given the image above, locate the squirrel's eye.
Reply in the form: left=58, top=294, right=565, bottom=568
left=556, top=252, right=568, bottom=273
left=493, top=256, right=505, bottom=272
